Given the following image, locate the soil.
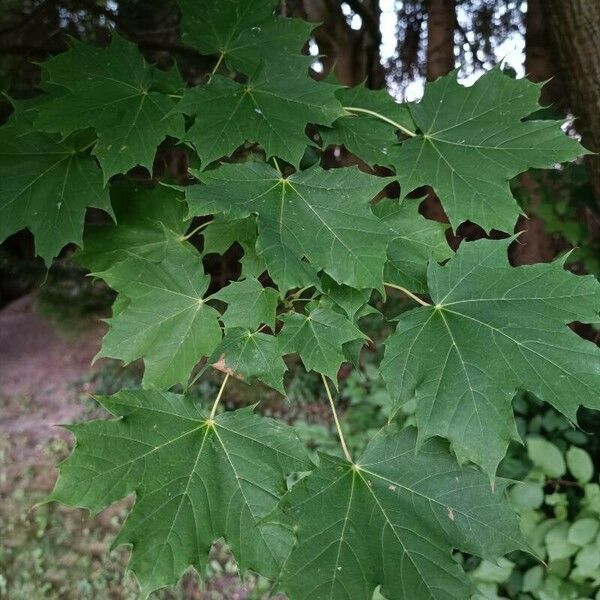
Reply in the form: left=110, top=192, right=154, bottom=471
left=0, top=294, right=104, bottom=444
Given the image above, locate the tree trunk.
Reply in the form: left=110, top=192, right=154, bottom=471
left=511, top=0, right=564, bottom=265
left=421, top=0, right=456, bottom=223
left=525, top=0, right=564, bottom=107
left=425, top=0, right=455, bottom=81
left=296, top=0, right=385, bottom=87
left=547, top=0, right=600, bottom=205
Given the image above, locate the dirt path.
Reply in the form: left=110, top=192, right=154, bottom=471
left=0, top=294, right=104, bottom=443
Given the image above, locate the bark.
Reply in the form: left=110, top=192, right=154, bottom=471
left=421, top=0, right=456, bottom=223
left=547, top=0, right=600, bottom=205
left=511, top=0, right=564, bottom=264
left=525, top=0, right=564, bottom=107
left=294, top=0, right=384, bottom=87
left=425, top=0, right=455, bottom=81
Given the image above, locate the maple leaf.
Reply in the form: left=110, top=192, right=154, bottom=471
left=320, top=84, right=414, bottom=167
left=49, top=391, right=311, bottom=596
left=381, top=238, right=600, bottom=476
left=0, top=123, right=110, bottom=265
left=210, top=328, right=287, bottom=393
left=374, top=198, right=452, bottom=293
left=392, top=69, right=586, bottom=233
left=278, top=305, right=366, bottom=381
left=187, top=163, right=392, bottom=292
left=213, top=277, right=279, bottom=330
left=274, top=426, right=525, bottom=600
left=35, top=34, right=184, bottom=181
left=97, top=238, right=222, bottom=389
left=177, top=0, right=313, bottom=74
left=319, top=274, right=373, bottom=321
left=172, top=63, right=342, bottom=168
left=76, top=183, right=189, bottom=272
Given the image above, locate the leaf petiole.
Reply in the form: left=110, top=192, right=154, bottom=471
left=207, top=53, right=225, bottom=83
left=384, top=281, right=431, bottom=306
left=342, top=106, right=416, bottom=138
left=180, top=220, right=210, bottom=241
left=321, top=374, right=353, bottom=463
left=209, top=372, right=230, bottom=420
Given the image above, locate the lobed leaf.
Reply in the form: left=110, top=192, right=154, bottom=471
left=278, top=304, right=366, bottom=381
left=274, top=426, right=526, bottom=600
left=392, top=69, right=586, bottom=233
left=381, top=237, right=600, bottom=476
left=177, top=0, right=314, bottom=74
left=374, top=197, right=452, bottom=293
left=50, top=391, right=311, bottom=596
left=187, top=163, right=392, bottom=292
left=173, top=63, right=342, bottom=168
left=76, top=183, right=189, bottom=272
left=97, top=237, right=222, bottom=389
left=0, top=124, right=110, bottom=265
left=35, top=34, right=184, bottom=181
left=213, top=277, right=279, bottom=331
left=210, top=328, right=287, bottom=393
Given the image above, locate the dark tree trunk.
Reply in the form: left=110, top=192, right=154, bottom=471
left=425, top=0, right=455, bottom=81
left=421, top=0, right=456, bottom=223
left=547, top=0, right=600, bottom=206
left=511, top=0, right=565, bottom=265
left=295, top=0, right=384, bottom=87
left=525, top=0, right=564, bottom=107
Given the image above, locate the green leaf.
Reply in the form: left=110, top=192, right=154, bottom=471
left=374, top=198, right=452, bottom=293
left=213, top=277, right=279, bottom=330
left=321, top=85, right=414, bottom=167
left=177, top=0, right=313, bottom=73
left=381, top=238, right=600, bottom=476
left=320, top=274, right=372, bottom=321
left=76, top=183, right=188, bottom=272
left=187, top=163, right=392, bottom=291
left=470, top=557, right=514, bottom=584
left=35, top=34, right=184, bottom=180
left=0, top=125, right=110, bottom=264
left=568, top=518, right=599, bottom=546
left=49, top=391, right=310, bottom=596
left=392, top=69, right=585, bottom=232
left=522, top=565, right=544, bottom=593
left=527, top=438, right=566, bottom=478
left=574, top=543, right=600, bottom=576
left=97, top=238, right=222, bottom=388
left=210, top=328, right=286, bottom=393
left=509, top=482, right=544, bottom=511
left=275, top=427, right=525, bottom=600
left=566, top=446, right=594, bottom=483
left=545, top=522, right=578, bottom=561
left=278, top=305, right=366, bottom=381
left=173, top=63, right=342, bottom=168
